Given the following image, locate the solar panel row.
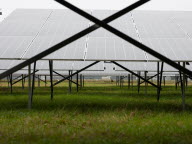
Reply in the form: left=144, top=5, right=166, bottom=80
left=0, top=9, right=191, bottom=75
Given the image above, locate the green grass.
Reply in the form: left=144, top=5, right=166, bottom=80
left=0, top=81, right=192, bottom=144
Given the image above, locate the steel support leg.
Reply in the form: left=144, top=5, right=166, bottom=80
left=68, top=70, right=72, bottom=93
left=157, top=62, right=164, bottom=101
left=175, top=75, right=178, bottom=90
left=49, top=60, right=53, bottom=100
left=76, top=73, right=79, bottom=92
left=137, top=71, right=141, bottom=93
left=182, top=62, right=186, bottom=110
left=120, top=76, right=122, bottom=88
left=28, top=64, right=32, bottom=109
left=128, top=74, right=130, bottom=89
left=131, top=74, right=133, bottom=90
left=38, top=75, right=40, bottom=87
left=83, top=75, right=85, bottom=87
left=116, top=76, right=117, bottom=86
left=80, top=74, right=83, bottom=89
left=7, top=76, right=10, bottom=88
left=144, top=71, right=147, bottom=96
left=164, top=76, right=166, bottom=87
left=31, top=62, right=36, bottom=102
left=22, top=74, right=24, bottom=89
left=10, top=74, right=13, bottom=94
left=71, top=71, right=73, bottom=91
left=45, top=75, right=47, bottom=87
left=186, top=76, right=188, bottom=90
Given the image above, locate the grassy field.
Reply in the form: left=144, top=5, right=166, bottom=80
left=0, top=80, right=192, bottom=144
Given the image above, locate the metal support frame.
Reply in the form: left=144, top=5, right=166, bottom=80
left=120, top=76, right=122, bottom=88
left=119, top=76, right=127, bottom=88
left=53, top=70, right=79, bottom=86
left=182, top=62, right=186, bottom=110
left=80, top=74, right=83, bottom=89
left=7, top=76, right=10, bottom=88
left=112, top=61, right=159, bottom=89
left=53, top=61, right=100, bottom=87
left=83, top=75, right=85, bottom=87
left=31, top=62, right=36, bottom=100
left=1, top=0, right=192, bottom=81
left=45, top=75, right=47, bottom=87
left=116, top=76, right=119, bottom=86
left=128, top=74, right=130, bottom=89
left=185, top=75, right=188, bottom=90
left=178, top=62, right=186, bottom=110
left=28, top=64, right=32, bottom=109
left=137, top=71, right=141, bottom=93
left=13, top=75, right=22, bottom=81
left=116, top=76, right=117, bottom=86
left=175, top=75, right=178, bottom=90
left=71, top=71, right=73, bottom=92
left=0, top=1, right=152, bottom=80
left=12, top=70, right=39, bottom=85
left=55, top=0, right=192, bottom=77
left=123, top=76, right=124, bottom=87
left=49, top=60, right=53, bottom=100
left=35, top=75, right=47, bottom=85
left=140, top=72, right=161, bottom=85
left=76, top=73, right=79, bottom=92
left=131, top=74, right=134, bottom=90
left=22, top=74, right=24, bottom=89
left=163, top=76, right=166, bottom=87
left=10, top=74, right=13, bottom=94
left=118, top=76, right=120, bottom=86
left=38, top=75, right=40, bottom=87
left=157, top=62, right=164, bottom=101
left=69, top=70, right=73, bottom=93
left=157, top=62, right=160, bottom=100
left=68, top=70, right=72, bottom=93
left=144, top=71, right=148, bottom=95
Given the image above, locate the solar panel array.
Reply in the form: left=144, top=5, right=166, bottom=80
left=0, top=9, right=192, bottom=75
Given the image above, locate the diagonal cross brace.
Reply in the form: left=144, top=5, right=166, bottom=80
left=112, top=61, right=160, bottom=89
left=53, top=61, right=99, bottom=86
left=56, top=0, right=192, bottom=78
left=12, top=70, right=39, bottom=85
left=13, top=75, right=23, bottom=81
left=140, top=72, right=160, bottom=85
left=53, top=70, right=80, bottom=86
left=0, top=0, right=149, bottom=80
left=35, top=75, right=47, bottom=83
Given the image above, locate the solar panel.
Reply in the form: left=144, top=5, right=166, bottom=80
left=132, top=11, right=187, bottom=39
left=0, top=9, right=192, bottom=76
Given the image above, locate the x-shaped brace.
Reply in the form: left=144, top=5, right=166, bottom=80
left=55, top=0, right=192, bottom=78
left=0, top=0, right=151, bottom=79
left=1, top=0, right=191, bottom=79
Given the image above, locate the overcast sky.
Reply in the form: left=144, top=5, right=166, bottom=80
left=0, top=0, right=192, bottom=21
